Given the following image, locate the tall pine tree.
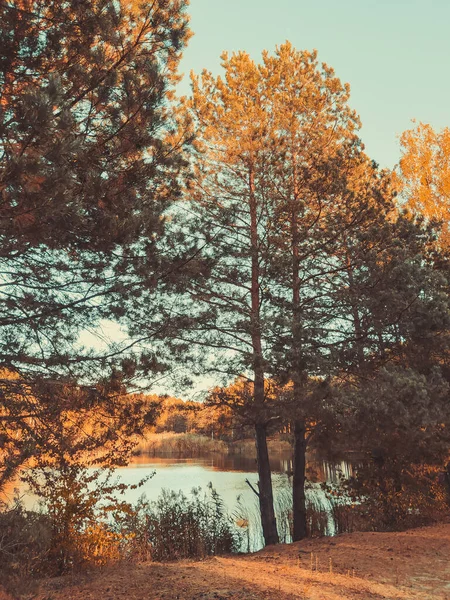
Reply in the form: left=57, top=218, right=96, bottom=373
left=182, top=44, right=376, bottom=544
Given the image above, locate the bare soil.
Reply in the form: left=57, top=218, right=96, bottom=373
left=5, top=523, right=450, bottom=600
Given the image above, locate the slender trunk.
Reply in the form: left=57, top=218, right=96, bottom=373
left=290, top=191, right=308, bottom=540
left=249, top=166, right=278, bottom=546
left=292, top=416, right=307, bottom=540
left=344, top=244, right=365, bottom=369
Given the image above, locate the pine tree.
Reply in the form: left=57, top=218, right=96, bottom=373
left=257, top=44, right=365, bottom=540
left=0, top=0, right=191, bottom=485
left=328, top=209, right=450, bottom=528
left=183, top=49, right=279, bottom=546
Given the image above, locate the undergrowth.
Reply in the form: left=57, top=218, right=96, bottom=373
left=0, top=478, right=240, bottom=595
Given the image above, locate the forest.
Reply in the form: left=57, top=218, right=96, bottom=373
left=0, top=1, right=450, bottom=598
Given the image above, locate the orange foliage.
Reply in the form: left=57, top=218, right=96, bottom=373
left=398, top=122, right=450, bottom=246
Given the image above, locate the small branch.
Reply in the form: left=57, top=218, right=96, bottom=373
left=245, top=478, right=260, bottom=498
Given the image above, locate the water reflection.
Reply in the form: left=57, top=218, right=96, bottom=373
left=130, top=451, right=284, bottom=474
left=129, top=451, right=353, bottom=481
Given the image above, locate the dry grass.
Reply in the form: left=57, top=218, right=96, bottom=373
left=33, top=522, right=450, bottom=600
left=137, top=432, right=228, bottom=456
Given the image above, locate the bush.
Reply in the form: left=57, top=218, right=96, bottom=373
left=323, top=461, right=450, bottom=533
left=21, top=464, right=144, bottom=574
left=0, top=465, right=148, bottom=590
left=0, top=500, right=54, bottom=597
left=0, top=480, right=240, bottom=592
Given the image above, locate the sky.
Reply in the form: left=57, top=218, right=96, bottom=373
left=178, top=0, right=450, bottom=169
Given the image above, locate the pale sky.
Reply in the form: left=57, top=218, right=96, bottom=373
left=178, top=0, right=450, bottom=169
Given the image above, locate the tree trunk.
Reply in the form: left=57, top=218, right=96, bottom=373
left=292, top=416, right=307, bottom=541
left=249, top=165, right=278, bottom=546
left=290, top=195, right=308, bottom=541
left=344, top=242, right=366, bottom=369
left=255, top=420, right=279, bottom=546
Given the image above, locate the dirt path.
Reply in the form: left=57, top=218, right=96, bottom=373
left=11, top=523, right=450, bottom=599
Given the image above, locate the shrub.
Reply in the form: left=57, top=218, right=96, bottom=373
left=19, top=464, right=149, bottom=575
left=0, top=499, right=54, bottom=597
left=0, top=479, right=239, bottom=592
left=323, top=461, right=450, bottom=533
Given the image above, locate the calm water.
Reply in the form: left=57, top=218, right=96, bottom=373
left=121, top=451, right=352, bottom=503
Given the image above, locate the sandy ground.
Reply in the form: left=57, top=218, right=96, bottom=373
left=4, top=523, right=450, bottom=600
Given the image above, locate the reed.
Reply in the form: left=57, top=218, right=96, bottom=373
left=137, top=432, right=228, bottom=456
left=118, top=484, right=242, bottom=561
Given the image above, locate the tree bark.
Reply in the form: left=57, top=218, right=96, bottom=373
left=292, top=416, right=307, bottom=540
left=290, top=194, right=308, bottom=541
left=254, top=420, right=279, bottom=546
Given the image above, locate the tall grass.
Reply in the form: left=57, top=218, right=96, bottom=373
left=231, top=494, right=262, bottom=553
left=0, top=501, right=52, bottom=580
left=230, top=481, right=360, bottom=548
left=138, top=433, right=291, bottom=457
left=119, top=484, right=242, bottom=561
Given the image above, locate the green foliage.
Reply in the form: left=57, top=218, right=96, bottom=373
left=1, top=0, right=190, bottom=252
left=338, top=367, right=449, bottom=462
left=354, top=464, right=448, bottom=531
left=326, top=364, right=450, bottom=531
left=323, top=461, right=449, bottom=533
